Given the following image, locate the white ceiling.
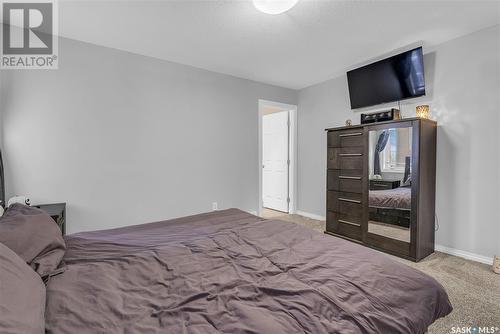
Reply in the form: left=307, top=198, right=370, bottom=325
left=55, top=0, right=500, bottom=89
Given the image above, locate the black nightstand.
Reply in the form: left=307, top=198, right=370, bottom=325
left=33, top=203, right=66, bottom=235
left=369, top=180, right=401, bottom=191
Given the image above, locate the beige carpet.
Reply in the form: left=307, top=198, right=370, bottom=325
left=261, top=209, right=500, bottom=333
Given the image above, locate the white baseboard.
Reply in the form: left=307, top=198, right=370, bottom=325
left=293, top=210, right=493, bottom=266
left=435, top=244, right=493, bottom=265
left=295, top=210, right=326, bottom=221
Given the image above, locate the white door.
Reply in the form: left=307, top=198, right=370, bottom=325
left=262, top=111, right=289, bottom=213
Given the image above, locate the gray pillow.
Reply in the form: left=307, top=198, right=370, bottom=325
left=0, top=204, right=66, bottom=277
left=0, top=242, right=46, bottom=334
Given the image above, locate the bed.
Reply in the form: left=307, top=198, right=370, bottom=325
left=369, top=186, right=411, bottom=210
left=369, top=186, right=412, bottom=228
left=40, top=208, right=451, bottom=333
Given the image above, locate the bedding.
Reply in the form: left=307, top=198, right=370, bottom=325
left=369, top=186, right=412, bottom=210
left=45, top=209, right=451, bottom=334
left=0, top=204, right=66, bottom=277
left=0, top=242, right=46, bottom=334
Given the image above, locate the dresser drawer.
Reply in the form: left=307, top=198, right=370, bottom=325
left=328, top=129, right=364, bottom=148
left=327, top=147, right=364, bottom=170
left=326, top=211, right=362, bottom=240
left=327, top=169, right=364, bottom=193
left=327, top=191, right=363, bottom=217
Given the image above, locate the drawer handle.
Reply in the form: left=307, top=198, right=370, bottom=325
left=339, top=132, right=363, bottom=137
left=338, top=219, right=361, bottom=227
left=339, top=176, right=361, bottom=180
left=339, top=153, right=362, bottom=157
left=338, top=198, right=361, bottom=204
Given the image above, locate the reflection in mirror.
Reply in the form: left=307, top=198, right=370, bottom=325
left=368, top=127, right=412, bottom=243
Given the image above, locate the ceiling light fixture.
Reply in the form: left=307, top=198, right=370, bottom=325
left=253, top=0, right=299, bottom=15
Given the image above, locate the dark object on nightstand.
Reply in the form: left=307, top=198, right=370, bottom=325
left=33, top=203, right=66, bottom=235
left=369, top=180, right=401, bottom=190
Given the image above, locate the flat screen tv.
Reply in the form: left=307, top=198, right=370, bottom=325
left=347, top=47, right=425, bottom=109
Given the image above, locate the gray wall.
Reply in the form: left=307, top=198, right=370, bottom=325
left=297, top=25, right=500, bottom=259
left=0, top=37, right=297, bottom=233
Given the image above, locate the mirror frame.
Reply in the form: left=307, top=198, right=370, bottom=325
left=362, top=120, right=419, bottom=259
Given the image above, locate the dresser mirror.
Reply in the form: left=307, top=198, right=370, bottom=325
left=367, top=126, right=413, bottom=243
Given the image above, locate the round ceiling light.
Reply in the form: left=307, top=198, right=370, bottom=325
left=253, top=0, right=299, bottom=15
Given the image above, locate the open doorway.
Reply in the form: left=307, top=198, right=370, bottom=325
left=258, top=99, right=297, bottom=216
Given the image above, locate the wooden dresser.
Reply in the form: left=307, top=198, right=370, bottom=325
left=325, top=118, right=437, bottom=261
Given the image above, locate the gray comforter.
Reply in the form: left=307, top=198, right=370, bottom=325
left=45, top=209, right=452, bottom=333
left=369, top=186, right=412, bottom=210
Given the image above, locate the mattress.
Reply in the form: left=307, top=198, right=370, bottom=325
left=45, top=209, right=451, bottom=333
left=369, top=186, right=412, bottom=210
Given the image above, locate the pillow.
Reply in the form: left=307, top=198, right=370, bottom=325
left=0, top=242, right=46, bottom=334
left=0, top=204, right=66, bottom=277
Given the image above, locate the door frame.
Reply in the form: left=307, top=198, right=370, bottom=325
left=258, top=99, right=297, bottom=216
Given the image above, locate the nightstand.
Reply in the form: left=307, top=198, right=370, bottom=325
left=33, top=203, right=66, bottom=235
left=369, top=180, right=401, bottom=191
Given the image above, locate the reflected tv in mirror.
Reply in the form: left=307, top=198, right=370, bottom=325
left=347, top=47, right=425, bottom=109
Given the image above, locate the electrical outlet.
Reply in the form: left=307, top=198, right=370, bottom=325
left=212, top=202, right=218, bottom=211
